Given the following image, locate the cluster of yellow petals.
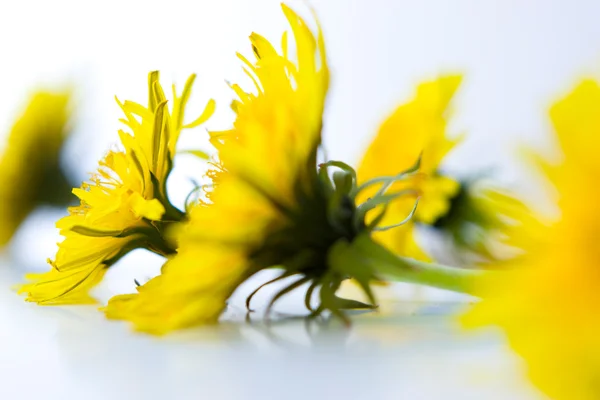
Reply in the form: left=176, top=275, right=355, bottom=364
left=357, top=76, right=462, bottom=260
left=19, top=72, right=214, bottom=305
left=209, top=5, right=328, bottom=204
left=463, top=79, right=600, bottom=400
left=104, top=4, right=329, bottom=333
left=0, top=91, right=70, bottom=246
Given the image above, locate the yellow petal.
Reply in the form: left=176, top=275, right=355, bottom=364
left=357, top=75, right=462, bottom=256
left=130, top=192, right=165, bottom=221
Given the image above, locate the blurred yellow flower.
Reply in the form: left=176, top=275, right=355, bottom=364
left=0, top=91, right=72, bottom=246
left=463, top=79, right=600, bottom=399
left=357, top=76, right=462, bottom=260
left=19, top=72, right=214, bottom=305
left=105, top=4, right=482, bottom=335
left=357, top=77, right=527, bottom=265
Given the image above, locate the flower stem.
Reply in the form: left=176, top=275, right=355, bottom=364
left=351, top=234, right=487, bottom=296
left=380, top=256, right=484, bottom=296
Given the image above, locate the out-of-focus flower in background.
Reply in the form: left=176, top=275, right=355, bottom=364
left=18, top=72, right=214, bottom=304
left=429, top=180, right=531, bottom=265
left=356, top=75, right=526, bottom=267
left=463, top=78, right=600, bottom=400
left=0, top=91, right=72, bottom=247
left=357, top=75, right=462, bottom=261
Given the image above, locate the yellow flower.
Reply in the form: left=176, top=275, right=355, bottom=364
left=356, top=76, right=462, bottom=260
left=105, top=4, right=328, bottom=333
left=19, top=72, right=214, bottom=305
left=463, top=79, right=600, bottom=399
left=357, top=77, right=527, bottom=264
left=0, top=91, right=72, bottom=246
left=105, top=4, right=482, bottom=335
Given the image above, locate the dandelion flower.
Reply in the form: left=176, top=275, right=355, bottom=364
left=18, top=72, right=214, bottom=304
left=463, top=78, right=600, bottom=399
left=357, top=76, right=462, bottom=260
left=358, top=78, right=526, bottom=264
left=0, top=91, right=72, bottom=246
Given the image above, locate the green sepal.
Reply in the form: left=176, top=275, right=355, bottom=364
left=332, top=170, right=353, bottom=196
left=372, top=198, right=419, bottom=232
left=317, top=162, right=335, bottom=197
left=354, top=189, right=418, bottom=233
left=327, top=237, right=378, bottom=306
left=331, top=295, right=377, bottom=310
left=351, top=154, right=421, bottom=199
left=316, top=161, right=358, bottom=237
left=70, top=225, right=149, bottom=238
left=319, top=160, right=357, bottom=185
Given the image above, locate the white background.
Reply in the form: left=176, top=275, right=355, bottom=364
left=1, top=0, right=598, bottom=398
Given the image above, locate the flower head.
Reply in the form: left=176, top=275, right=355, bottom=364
left=357, top=77, right=527, bottom=264
left=463, top=79, right=600, bottom=399
left=0, top=91, right=72, bottom=246
left=357, top=76, right=462, bottom=260
left=19, top=72, right=214, bottom=304
left=105, top=5, right=332, bottom=332
left=104, top=5, right=479, bottom=334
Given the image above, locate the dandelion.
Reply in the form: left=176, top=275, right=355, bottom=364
left=463, top=78, right=600, bottom=399
left=357, top=79, right=526, bottom=264
left=0, top=91, right=72, bottom=246
left=105, top=4, right=484, bottom=334
left=18, top=72, right=214, bottom=304
left=356, top=75, right=462, bottom=260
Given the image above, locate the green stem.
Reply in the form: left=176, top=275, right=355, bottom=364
left=379, top=256, right=484, bottom=296
left=351, top=234, right=487, bottom=296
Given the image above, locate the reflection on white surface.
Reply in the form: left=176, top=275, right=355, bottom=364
left=0, top=264, right=542, bottom=400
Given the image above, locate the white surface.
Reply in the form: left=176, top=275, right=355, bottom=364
left=0, top=264, right=543, bottom=400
